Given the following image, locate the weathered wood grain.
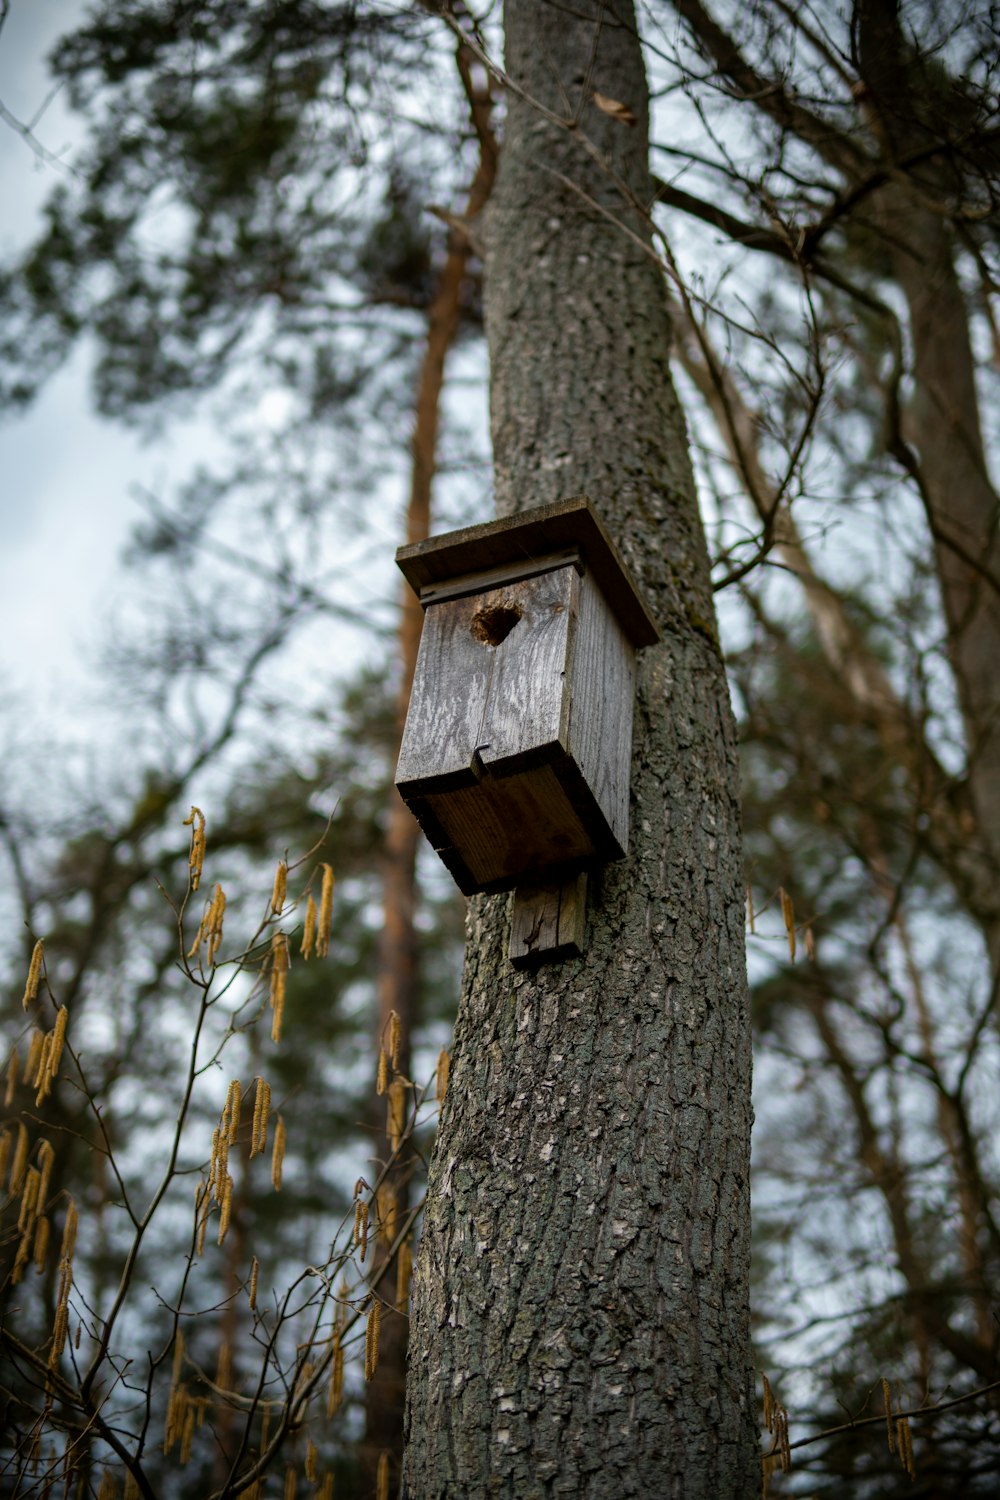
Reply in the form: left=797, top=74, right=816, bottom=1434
left=566, top=573, right=635, bottom=853
left=395, top=593, right=495, bottom=789
left=395, top=558, right=637, bottom=893
left=415, top=764, right=594, bottom=893
left=395, top=566, right=573, bottom=793
left=477, top=567, right=573, bottom=769
left=509, top=872, right=587, bottom=967
left=417, top=548, right=581, bottom=608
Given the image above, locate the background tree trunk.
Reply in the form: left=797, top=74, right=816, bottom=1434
left=851, top=0, right=1000, bottom=976
left=403, top=4, right=758, bottom=1496
left=363, top=50, right=497, bottom=1494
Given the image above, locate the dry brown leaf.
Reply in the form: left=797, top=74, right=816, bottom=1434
left=779, top=886, right=796, bottom=961
left=593, top=90, right=638, bottom=127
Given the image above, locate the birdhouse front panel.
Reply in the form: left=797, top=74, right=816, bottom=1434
left=394, top=496, right=659, bottom=896
left=397, top=567, right=574, bottom=790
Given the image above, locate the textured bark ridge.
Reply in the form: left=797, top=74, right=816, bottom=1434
left=403, top=3, right=758, bottom=1495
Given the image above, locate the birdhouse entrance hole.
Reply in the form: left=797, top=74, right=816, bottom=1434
left=471, top=601, right=522, bottom=647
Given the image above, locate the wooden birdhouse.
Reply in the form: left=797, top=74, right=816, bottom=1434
left=394, top=496, right=659, bottom=935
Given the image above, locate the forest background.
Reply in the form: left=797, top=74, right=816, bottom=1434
left=1, top=1, right=999, bottom=1497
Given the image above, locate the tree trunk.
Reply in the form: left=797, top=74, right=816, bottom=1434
left=854, top=0, right=1000, bottom=979
left=403, top=4, right=757, bottom=1497
left=675, top=306, right=1000, bottom=982
left=889, top=197, right=1000, bottom=927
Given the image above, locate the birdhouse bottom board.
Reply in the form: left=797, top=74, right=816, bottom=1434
left=394, top=561, right=635, bottom=895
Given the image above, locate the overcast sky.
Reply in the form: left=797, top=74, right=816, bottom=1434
left=0, top=1, right=209, bottom=723
left=0, top=3, right=446, bottom=757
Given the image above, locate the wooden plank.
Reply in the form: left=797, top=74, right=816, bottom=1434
left=395, top=541, right=640, bottom=893
left=509, top=873, right=588, bottom=968
left=396, top=494, right=660, bottom=647
left=397, top=562, right=632, bottom=891
left=409, top=744, right=625, bottom=894
left=394, top=592, right=493, bottom=788
left=565, top=571, right=635, bottom=853
left=418, top=764, right=598, bottom=894
left=396, top=569, right=573, bottom=794
left=477, top=566, right=573, bottom=769
left=416, top=550, right=581, bottom=607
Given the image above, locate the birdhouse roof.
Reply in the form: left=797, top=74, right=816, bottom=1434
left=395, top=494, right=660, bottom=647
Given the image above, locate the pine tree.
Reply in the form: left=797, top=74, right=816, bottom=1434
left=402, top=5, right=757, bottom=1494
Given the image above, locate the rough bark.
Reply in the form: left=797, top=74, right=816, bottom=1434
left=403, top=4, right=757, bottom=1497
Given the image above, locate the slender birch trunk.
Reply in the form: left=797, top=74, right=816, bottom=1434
left=403, top=4, right=757, bottom=1496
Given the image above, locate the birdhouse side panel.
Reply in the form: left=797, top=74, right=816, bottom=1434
left=565, top=573, right=636, bottom=854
